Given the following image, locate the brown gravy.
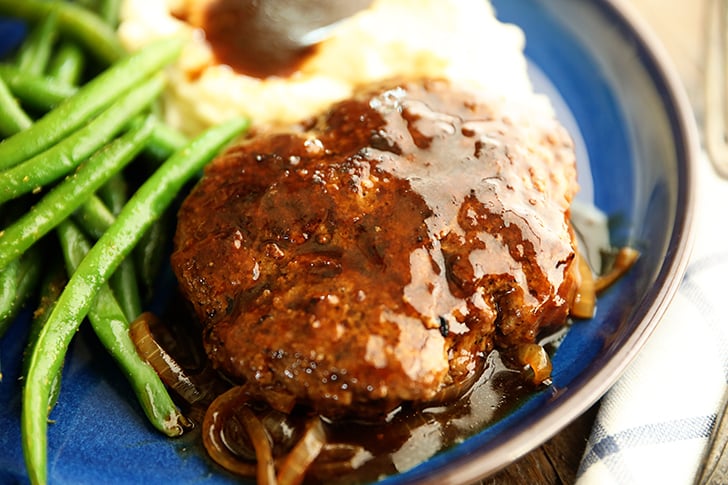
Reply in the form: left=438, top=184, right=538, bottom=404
left=174, top=0, right=370, bottom=78
left=161, top=286, right=552, bottom=484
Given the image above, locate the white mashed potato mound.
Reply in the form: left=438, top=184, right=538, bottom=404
left=118, top=0, right=553, bottom=135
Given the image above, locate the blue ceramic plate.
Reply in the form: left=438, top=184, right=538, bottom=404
left=0, top=0, right=698, bottom=483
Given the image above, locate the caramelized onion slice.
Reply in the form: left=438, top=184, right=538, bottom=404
left=571, top=251, right=596, bottom=319
left=515, top=343, right=553, bottom=385
left=129, top=312, right=206, bottom=405
left=595, top=247, right=640, bottom=292
left=240, top=405, right=278, bottom=485
left=202, top=387, right=328, bottom=484
left=202, top=386, right=262, bottom=479
left=308, top=443, right=373, bottom=478
left=276, top=418, right=327, bottom=485
left=571, top=246, right=640, bottom=319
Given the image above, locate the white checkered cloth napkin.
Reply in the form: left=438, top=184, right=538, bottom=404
left=576, top=153, right=728, bottom=484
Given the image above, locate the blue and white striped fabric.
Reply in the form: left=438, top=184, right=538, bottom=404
left=577, top=153, right=728, bottom=484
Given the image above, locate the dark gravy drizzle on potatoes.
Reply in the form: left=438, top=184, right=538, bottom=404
left=173, top=0, right=373, bottom=78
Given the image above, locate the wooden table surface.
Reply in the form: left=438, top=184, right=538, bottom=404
left=478, top=404, right=600, bottom=484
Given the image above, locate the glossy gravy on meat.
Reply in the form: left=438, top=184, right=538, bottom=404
left=171, top=79, right=578, bottom=419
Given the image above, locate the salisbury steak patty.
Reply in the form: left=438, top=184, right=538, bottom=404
left=171, top=79, right=579, bottom=417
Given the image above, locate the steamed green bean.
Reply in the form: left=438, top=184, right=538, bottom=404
left=22, top=116, right=248, bottom=485
left=47, top=41, right=85, bottom=86
left=56, top=219, right=187, bottom=438
left=0, top=63, right=76, bottom=110
left=0, top=75, right=32, bottom=136
left=75, top=196, right=144, bottom=322
left=0, top=115, right=156, bottom=268
left=0, top=0, right=125, bottom=65
left=21, top=258, right=65, bottom=409
left=0, top=36, right=182, bottom=171
left=0, top=245, right=43, bottom=337
left=15, top=10, right=58, bottom=76
left=0, top=75, right=164, bottom=205
left=0, top=64, right=188, bottom=156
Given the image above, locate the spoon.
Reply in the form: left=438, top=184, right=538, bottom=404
left=184, top=0, right=374, bottom=78
left=257, top=0, right=374, bottom=47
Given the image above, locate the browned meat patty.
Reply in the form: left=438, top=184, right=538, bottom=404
left=171, top=78, right=579, bottom=418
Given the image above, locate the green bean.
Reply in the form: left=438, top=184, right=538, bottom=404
left=16, top=10, right=58, bottom=76
left=0, top=75, right=32, bottom=137
left=0, top=66, right=188, bottom=156
left=0, top=36, right=183, bottom=171
left=22, top=116, right=248, bottom=485
left=0, top=64, right=76, bottom=111
left=0, top=75, right=164, bottom=206
left=0, top=245, right=43, bottom=338
left=16, top=249, right=42, bottom=318
left=0, top=0, right=125, bottom=65
left=99, top=0, right=122, bottom=28
left=90, top=169, right=145, bottom=321
left=22, top=257, right=66, bottom=409
left=74, top=196, right=143, bottom=322
left=110, top=254, right=143, bottom=322
left=0, top=195, right=32, bottom=363
left=23, top=258, right=65, bottom=375
left=0, top=116, right=156, bottom=269
left=47, top=41, right=85, bottom=86
left=56, top=219, right=187, bottom=437
left=135, top=212, right=171, bottom=299
left=72, top=0, right=100, bottom=16
left=73, top=195, right=115, bottom=240
left=146, top=122, right=188, bottom=161
left=98, top=174, right=128, bottom=216
left=0, top=259, right=20, bottom=334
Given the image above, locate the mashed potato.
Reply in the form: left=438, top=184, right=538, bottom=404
left=118, top=0, right=553, bottom=135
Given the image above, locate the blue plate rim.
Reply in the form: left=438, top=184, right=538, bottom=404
left=393, top=0, right=699, bottom=483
